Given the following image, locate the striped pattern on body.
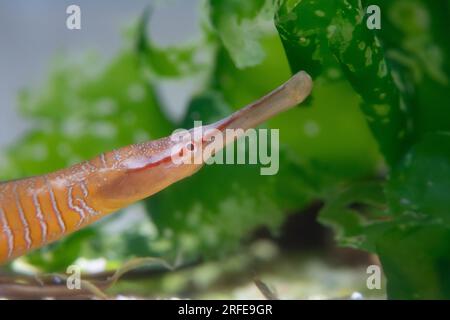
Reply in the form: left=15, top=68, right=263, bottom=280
left=0, top=154, right=109, bottom=263
left=0, top=135, right=190, bottom=265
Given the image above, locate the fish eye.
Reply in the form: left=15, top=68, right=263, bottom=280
left=185, top=142, right=196, bottom=152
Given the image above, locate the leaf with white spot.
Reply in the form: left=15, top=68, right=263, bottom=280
left=275, top=0, right=414, bottom=165
left=386, top=132, right=450, bottom=226
left=209, top=0, right=277, bottom=68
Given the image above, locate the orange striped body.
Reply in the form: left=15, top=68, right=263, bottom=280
left=0, top=137, right=196, bottom=264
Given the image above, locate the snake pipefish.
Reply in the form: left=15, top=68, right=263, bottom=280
left=0, top=71, right=312, bottom=264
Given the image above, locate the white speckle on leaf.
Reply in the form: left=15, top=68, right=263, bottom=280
left=404, top=152, right=413, bottom=167
left=327, top=68, right=341, bottom=79
left=163, top=228, right=173, bottom=238
left=29, top=144, right=48, bottom=161
left=299, top=37, right=310, bottom=46
left=124, top=112, right=137, bottom=125
left=94, top=98, right=117, bottom=116
left=378, top=60, right=388, bottom=78
left=315, top=10, right=325, bottom=17
left=365, top=47, right=373, bottom=66
left=400, top=198, right=411, bottom=205
left=373, top=104, right=390, bottom=116
left=327, top=25, right=337, bottom=38
left=304, top=120, right=320, bottom=137
left=374, top=36, right=382, bottom=48
left=63, top=119, right=85, bottom=137
left=91, top=122, right=117, bottom=138
left=57, top=143, right=71, bottom=157
left=340, top=21, right=355, bottom=44
left=133, top=130, right=151, bottom=143
left=399, top=98, right=408, bottom=112
left=127, top=83, right=146, bottom=102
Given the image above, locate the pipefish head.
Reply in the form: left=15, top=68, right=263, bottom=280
left=96, top=71, right=312, bottom=210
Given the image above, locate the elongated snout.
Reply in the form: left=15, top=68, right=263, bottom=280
left=204, top=70, right=313, bottom=145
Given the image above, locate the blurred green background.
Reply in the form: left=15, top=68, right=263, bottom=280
left=0, top=0, right=449, bottom=299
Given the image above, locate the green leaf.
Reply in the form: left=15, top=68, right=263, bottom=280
left=320, top=132, right=450, bottom=298
left=213, top=34, right=381, bottom=180
left=209, top=0, right=277, bottom=68
left=318, top=181, right=389, bottom=252
left=328, top=1, right=414, bottom=165
left=275, top=0, right=414, bottom=165
left=377, top=224, right=450, bottom=299
left=275, top=0, right=340, bottom=77
left=376, top=132, right=450, bottom=298
left=387, top=132, right=450, bottom=226
left=363, top=0, right=450, bottom=136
